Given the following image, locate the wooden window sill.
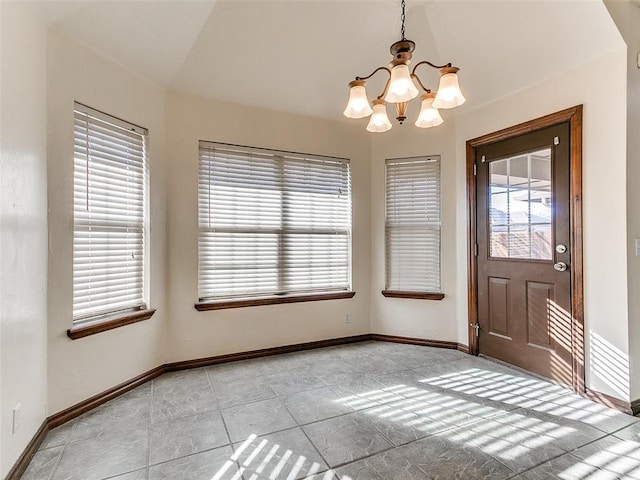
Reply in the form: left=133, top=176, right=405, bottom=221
left=195, top=291, right=356, bottom=311
left=67, top=309, right=156, bottom=340
left=381, top=290, right=445, bottom=300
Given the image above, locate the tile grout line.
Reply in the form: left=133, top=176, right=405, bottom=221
left=281, top=395, right=335, bottom=476
left=46, top=444, right=65, bottom=480
left=146, top=381, right=153, bottom=471
left=207, top=367, right=244, bottom=476
left=35, top=342, right=640, bottom=479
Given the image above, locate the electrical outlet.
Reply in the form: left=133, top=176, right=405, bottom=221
left=12, top=404, right=21, bottom=434
left=345, top=314, right=351, bottom=324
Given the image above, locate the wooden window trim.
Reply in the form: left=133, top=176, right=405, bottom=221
left=67, top=309, right=156, bottom=340
left=466, top=105, right=585, bottom=394
left=195, top=291, right=356, bottom=311
left=381, top=290, right=445, bottom=300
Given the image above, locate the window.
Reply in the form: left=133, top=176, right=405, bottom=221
left=198, top=142, right=352, bottom=305
left=72, top=103, right=149, bottom=328
left=384, top=156, right=442, bottom=297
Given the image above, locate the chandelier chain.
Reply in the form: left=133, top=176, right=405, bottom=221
left=401, top=0, right=406, bottom=40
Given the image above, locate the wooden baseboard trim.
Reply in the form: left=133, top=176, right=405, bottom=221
left=631, top=398, right=640, bottom=416
left=370, top=333, right=462, bottom=351
left=5, top=420, right=49, bottom=480
left=584, top=388, right=634, bottom=416
left=47, top=335, right=372, bottom=428
left=48, top=366, right=165, bottom=429
left=165, top=334, right=372, bottom=371
left=10, top=333, right=473, bottom=477
left=457, top=344, right=470, bottom=354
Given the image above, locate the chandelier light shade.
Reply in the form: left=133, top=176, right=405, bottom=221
left=366, top=99, right=393, bottom=133
left=384, top=64, right=420, bottom=103
left=415, top=93, right=443, bottom=128
left=344, top=80, right=374, bottom=118
left=343, top=0, right=465, bottom=133
left=432, top=67, right=467, bottom=109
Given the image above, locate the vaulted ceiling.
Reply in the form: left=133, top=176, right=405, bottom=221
left=30, top=0, right=624, bottom=120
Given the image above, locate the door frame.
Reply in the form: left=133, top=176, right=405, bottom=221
left=466, top=105, right=585, bottom=393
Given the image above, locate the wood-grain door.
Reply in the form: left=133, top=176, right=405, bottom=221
left=476, top=123, right=573, bottom=385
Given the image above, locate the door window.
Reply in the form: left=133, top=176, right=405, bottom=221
left=488, top=148, right=552, bottom=260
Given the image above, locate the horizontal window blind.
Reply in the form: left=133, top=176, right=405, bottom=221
left=73, top=103, right=148, bottom=323
left=198, top=142, right=351, bottom=300
left=385, top=156, right=441, bottom=293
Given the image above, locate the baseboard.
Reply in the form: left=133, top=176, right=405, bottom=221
left=370, top=333, right=469, bottom=353
left=48, top=365, right=165, bottom=429
left=631, top=398, right=640, bottom=416
left=584, top=388, right=635, bottom=416
left=46, top=333, right=462, bottom=427
left=5, top=421, right=49, bottom=480
left=6, top=333, right=474, bottom=478
left=164, top=334, right=372, bottom=372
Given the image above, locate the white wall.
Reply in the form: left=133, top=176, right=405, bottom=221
left=369, top=120, right=459, bottom=341
left=164, top=92, right=371, bottom=362
left=453, top=49, right=629, bottom=400
left=605, top=0, right=640, bottom=401
left=47, top=31, right=168, bottom=414
left=1, top=11, right=634, bottom=470
left=0, top=3, right=48, bottom=476
left=369, top=48, right=630, bottom=401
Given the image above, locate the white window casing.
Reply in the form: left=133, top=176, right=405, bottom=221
left=73, top=102, right=148, bottom=325
left=198, top=142, right=352, bottom=301
left=385, top=156, right=441, bottom=293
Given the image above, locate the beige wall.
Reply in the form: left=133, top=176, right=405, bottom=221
left=453, top=49, right=629, bottom=400
left=164, top=92, right=371, bottom=362
left=42, top=27, right=635, bottom=413
left=368, top=48, right=630, bottom=401
left=0, top=3, right=48, bottom=476
left=43, top=28, right=372, bottom=416
left=47, top=31, right=168, bottom=414
left=369, top=121, right=458, bottom=341
left=605, top=0, right=640, bottom=400
left=0, top=12, right=635, bottom=476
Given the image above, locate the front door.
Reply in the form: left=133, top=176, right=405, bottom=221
left=476, top=123, right=573, bottom=385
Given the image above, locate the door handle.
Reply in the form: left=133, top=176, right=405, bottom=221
left=553, top=262, right=568, bottom=272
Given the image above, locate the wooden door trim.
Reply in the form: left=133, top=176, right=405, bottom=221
left=466, top=105, right=584, bottom=393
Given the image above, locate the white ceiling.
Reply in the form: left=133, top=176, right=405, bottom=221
left=29, top=0, right=624, bottom=120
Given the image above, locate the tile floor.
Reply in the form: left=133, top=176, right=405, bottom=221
left=22, top=341, right=640, bottom=480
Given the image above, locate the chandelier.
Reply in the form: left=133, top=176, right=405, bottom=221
left=343, top=0, right=466, bottom=133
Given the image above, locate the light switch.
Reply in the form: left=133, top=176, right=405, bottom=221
left=635, top=238, right=640, bottom=256
left=637, top=52, right=640, bottom=68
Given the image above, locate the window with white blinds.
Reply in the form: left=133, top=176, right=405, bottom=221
left=73, top=103, right=148, bottom=325
left=198, top=142, right=351, bottom=301
left=385, top=156, right=441, bottom=293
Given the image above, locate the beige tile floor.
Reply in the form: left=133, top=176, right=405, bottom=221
left=22, top=341, right=640, bottom=479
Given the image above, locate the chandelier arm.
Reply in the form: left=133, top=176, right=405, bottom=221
left=356, top=66, right=392, bottom=81
left=411, top=74, right=431, bottom=94
left=411, top=60, right=453, bottom=76
left=377, top=77, right=392, bottom=100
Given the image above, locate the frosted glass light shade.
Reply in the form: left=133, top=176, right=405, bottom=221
left=415, top=93, right=443, bottom=128
left=433, top=67, right=466, bottom=109
left=343, top=81, right=373, bottom=119
left=384, top=64, right=419, bottom=103
left=366, top=101, right=392, bottom=133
